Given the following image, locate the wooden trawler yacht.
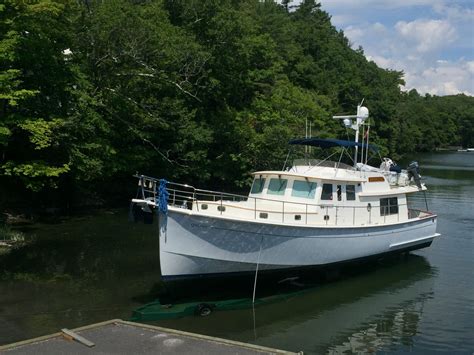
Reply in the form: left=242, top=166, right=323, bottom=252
left=131, top=105, right=439, bottom=281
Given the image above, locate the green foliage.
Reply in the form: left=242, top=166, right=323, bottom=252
left=19, top=118, right=63, bottom=150
left=0, top=0, right=472, bottom=207
left=390, top=91, right=474, bottom=155
left=2, top=161, right=70, bottom=191
left=0, top=126, right=11, bottom=146
left=1, top=0, right=74, bottom=193
left=0, top=70, right=38, bottom=105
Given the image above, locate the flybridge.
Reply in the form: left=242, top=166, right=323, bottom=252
left=288, top=102, right=376, bottom=169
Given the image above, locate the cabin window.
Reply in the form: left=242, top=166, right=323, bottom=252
left=321, top=183, right=333, bottom=200
left=380, top=197, right=398, bottom=216
left=291, top=180, right=317, bottom=199
left=267, top=178, right=288, bottom=195
left=251, top=178, right=265, bottom=194
left=337, top=185, right=342, bottom=201
left=346, top=185, right=356, bottom=201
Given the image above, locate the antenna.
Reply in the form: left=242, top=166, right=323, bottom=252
left=332, top=101, right=370, bottom=166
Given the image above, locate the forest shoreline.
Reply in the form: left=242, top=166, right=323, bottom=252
left=1, top=0, right=473, bottom=217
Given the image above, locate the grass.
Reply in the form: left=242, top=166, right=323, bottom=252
left=0, top=224, right=27, bottom=255
left=0, top=224, right=26, bottom=243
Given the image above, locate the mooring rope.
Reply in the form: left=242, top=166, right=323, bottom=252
left=252, top=236, right=263, bottom=340
left=157, top=179, right=169, bottom=214
left=252, top=236, right=264, bottom=304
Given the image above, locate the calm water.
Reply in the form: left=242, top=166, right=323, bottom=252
left=0, top=152, right=473, bottom=353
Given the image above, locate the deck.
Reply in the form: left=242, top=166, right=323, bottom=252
left=0, top=319, right=295, bottom=354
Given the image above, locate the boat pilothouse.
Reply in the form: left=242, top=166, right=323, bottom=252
left=131, top=104, right=439, bottom=281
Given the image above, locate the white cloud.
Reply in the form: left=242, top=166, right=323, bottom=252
left=330, top=14, right=356, bottom=27
left=367, top=55, right=397, bottom=69
left=344, top=22, right=388, bottom=46
left=344, top=25, right=365, bottom=42
left=344, top=21, right=472, bottom=95
left=433, top=3, right=474, bottom=22
left=368, top=55, right=474, bottom=96
left=415, top=61, right=474, bottom=95
left=320, top=0, right=473, bottom=96
left=467, top=61, right=474, bottom=75
left=372, top=22, right=386, bottom=32
left=395, top=19, right=457, bottom=53
left=319, top=0, right=444, bottom=11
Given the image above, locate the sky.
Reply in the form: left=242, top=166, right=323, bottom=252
left=316, top=0, right=474, bottom=96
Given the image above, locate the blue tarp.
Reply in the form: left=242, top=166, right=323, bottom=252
left=289, top=138, right=379, bottom=151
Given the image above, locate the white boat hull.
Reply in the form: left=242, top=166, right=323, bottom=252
left=159, top=208, right=438, bottom=280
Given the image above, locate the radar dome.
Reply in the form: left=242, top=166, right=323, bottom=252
left=358, top=106, right=369, bottom=118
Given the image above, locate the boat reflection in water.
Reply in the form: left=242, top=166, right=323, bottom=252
left=251, top=255, right=434, bottom=354
left=158, top=254, right=435, bottom=354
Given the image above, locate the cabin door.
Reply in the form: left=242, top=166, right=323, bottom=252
left=333, top=184, right=358, bottom=226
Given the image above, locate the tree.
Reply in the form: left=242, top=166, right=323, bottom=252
left=1, top=0, right=472, bottom=210
left=0, top=0, right=73, bottom=192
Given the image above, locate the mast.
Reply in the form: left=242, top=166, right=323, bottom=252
left=332, top=101, right=369, bottom=167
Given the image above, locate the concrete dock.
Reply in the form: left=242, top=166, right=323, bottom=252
left=0, top=319, right=296, bottom=354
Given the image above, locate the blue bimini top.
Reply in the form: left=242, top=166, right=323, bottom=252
left=289, top=138, right=379, bottom=152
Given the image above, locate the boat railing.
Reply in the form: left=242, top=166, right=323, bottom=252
left=134, top=175, right=431, bottom=226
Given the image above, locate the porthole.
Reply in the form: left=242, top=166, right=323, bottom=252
left=217, top=206, right=226, bottom=212
left=259, top=212, right=268, bottom=219
left=201, top=204, right=208, bottom=210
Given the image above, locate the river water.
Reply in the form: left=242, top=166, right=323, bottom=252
left=0, top=152, right=473, bottom=353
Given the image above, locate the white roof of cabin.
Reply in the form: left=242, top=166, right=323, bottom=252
left=252, top=165, right=366, bottom=183
left=252, top=164, right=425, bottom=196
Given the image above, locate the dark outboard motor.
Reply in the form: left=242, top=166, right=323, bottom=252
left=407, top=161, right=422, bottom=188
left=389, top=163, right=402, bottom=174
